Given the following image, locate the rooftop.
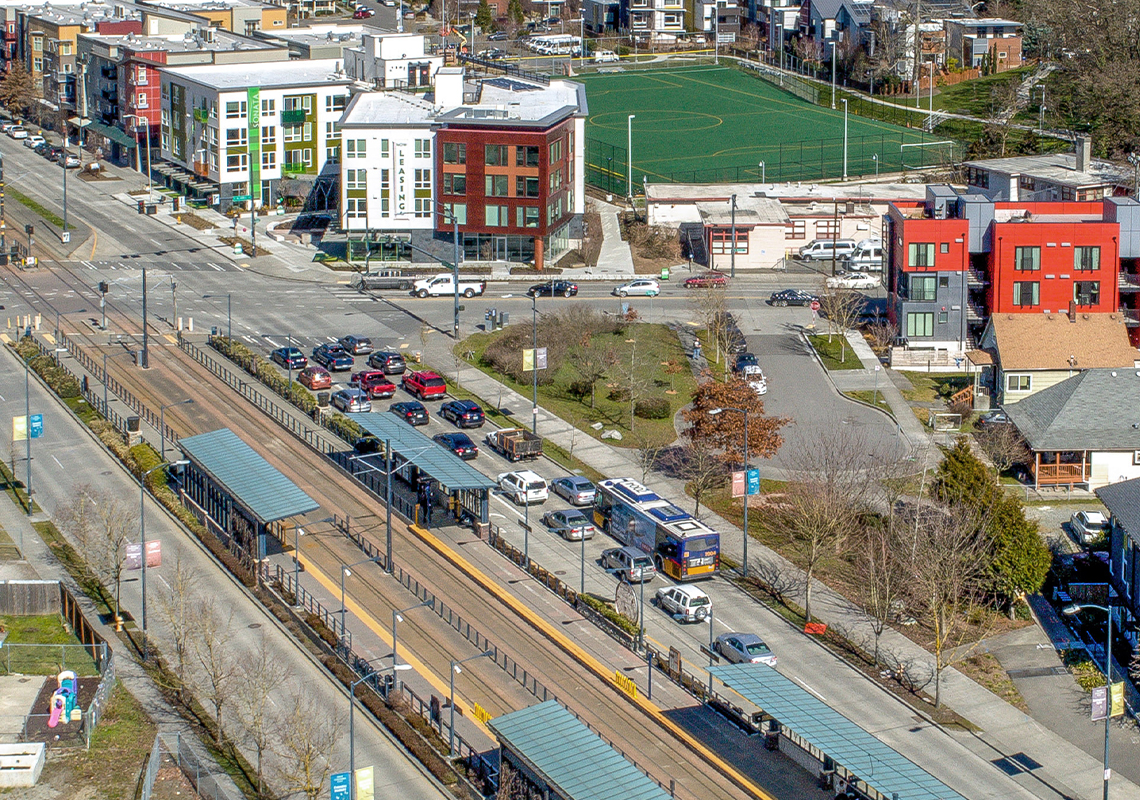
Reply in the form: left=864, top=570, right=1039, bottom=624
left=141, top=0, right=273, bottom=10
left=947, top=17, right=1022, bottom=27
left=24, top=5, right=139, bottom=25
left=1095, top=478, right=1140, bottom=545
left=437, top=76, right=587, bottom=128
left=161, top=58, right=351, bottom=90
left=256, top=23, right=363, bottom=44
left=339, top=89, right=436, bottom=127
left=82, top=29, right=277, bottom=53
left=696, top=198, right=788, bottom=226
left=986, top=313, right=1139, bottom=372
left=646, top=181, right=932, bottom=203
left=1003, top=369, right=1140, bottom=452
left=963, top=152, right=1128, bottom=190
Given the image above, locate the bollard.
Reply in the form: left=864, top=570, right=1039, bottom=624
left=188, top=317, right=193, bottom=332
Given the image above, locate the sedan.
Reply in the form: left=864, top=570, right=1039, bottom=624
left=683, top=271, right=727, bottom=289
left=825, top=271, right=879, bottom=290
left=768, top=289, right=818, bottom=307
left=527, top=280, right=578, bottom=298
left=271, top=347, right=307, bottom=370
left=331, top=388, right=372, bottom=413
left=24, top=134, right=45, bottom=148
left=976, top=409, right=1009, bottom=427
left=61, top=152, right=81, bottom=169
left=312, top=343, right=354, bottom=371
left=714, top=632, right=777, bottom=666
left=298, top=366, right=332, bottom=390
left=7, top=126, right=27, bottom=139
left=352, top=7, right=374, bottom=17
left=550, top=476, right=595, bottom=506
left=389, top=401, right=429, bottom=426
left=542, top=508, right=596, bottom=541
left=613, top=279, right=660, bottom=297
left=339, top=335, right=373, bottom=355
left=433, top=432, right=479, bottom=460
left=487, top=31, right=508, bottom=40
left=350, top=370, right=397, bottom=399
left=1070, top=510, right=1109, bottom=545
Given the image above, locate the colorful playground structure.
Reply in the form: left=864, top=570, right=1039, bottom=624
left=47, top=671, right=80, bottom=728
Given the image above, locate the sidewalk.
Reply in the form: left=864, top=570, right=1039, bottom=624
left=586, top=197, right=635, bottom=275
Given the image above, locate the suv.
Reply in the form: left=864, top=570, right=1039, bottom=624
left=339, top=335, right=373, bottom=355
left=497, top=470, right=548, bottom=505
left=402, top=371, right=447, bottom=400
left=1070, top=510, right=1109, bottom=545
left=798, top=238, right=857, bottom=262
left=440, top=399, right=484, bottom=428
left=368, top=351, right=407, bottom=375
left=601, top=547, right=656, bottom=583
left=271, top=347, right=307, bottom=370
left=655, top=585, right=711, bottom=622
left=331, top=388, right=371, bottom=413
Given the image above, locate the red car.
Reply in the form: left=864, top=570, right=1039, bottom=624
left=350, top=370, right=397, bottom=399
left=401, top=370, right=448, bottom=400
left=684, top=271, right=728, bottom=289
left=298, top=366, right=332, bottom=390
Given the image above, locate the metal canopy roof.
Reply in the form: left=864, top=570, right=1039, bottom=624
left=710, top=664, right=967, bottom=800
left=489, top=701, right=670, bottom=800
left=347, top=414, right=498, bottom=491
left=179, top=428, right=320, bottom=524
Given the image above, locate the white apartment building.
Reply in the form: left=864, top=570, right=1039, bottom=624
left=345, top=32, right=443, bottom=90
left=625, top=0, right=686, bottom=41
left=158, top=58, right=353, bottom=210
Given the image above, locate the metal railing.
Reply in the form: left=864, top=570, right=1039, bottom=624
left=0, top=642, right=101, bottom=676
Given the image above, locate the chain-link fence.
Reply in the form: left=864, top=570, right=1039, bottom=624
left=138, top=731, right=244, bottom=800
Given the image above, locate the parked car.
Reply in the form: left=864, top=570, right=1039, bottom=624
left=550, top=476, right=595, bottom=506
left=44, top=146, right=64, bottom=162
left=0, top=122, right=19, bottom=133
left=714, top=632, right=777, bottom=666
left=352, top=7, right=374, bottom=17
left=389, top=401, right=429, bottom=426
left=271, top=347, right=307, bottom=370
left=61, top=152, right=81, bottom=168
left=402, top=370, right=447, bottom=400
left=7, top=126, right=28, bottom=139
left=368, top=351, right=407, bottom=375
left=497, top=470, right=548, bottom=505
left=743, top=366, right=768, bottom=395
left=542, top=508, right=596, bottom=541
left=768, top=289, right=818, bottom=307
left=601, top=546, right=656, bottom=582
left=298, top=366, right=332, bottom=390
left=487, top=31, right=508, bottom=41
left=1070, top=510, right=1109, bottom=545
left=33, top=142, right=51, bottom=157
left=797, top=238, right=857, bottom=261
left=683, top=271, right=727, bottom=289
left=311, top=343, right=354, bottom=371
left=349, top=370, right=397, bottom=399
left=733, top=353, right=759, bottom=374
left=433, top=432, right=479, bottom=460
left=593, top=49, right=619, bottom=63
left=976, top=409, right=1010, bottom=427
left=527, top=280, right=578, bottom=298
left=825, top=271, right=879, bottom=290
left=24, top=134, right=45, bottom=148
left=439, top=399, right=485, bottom=428
left=477, top=48, right=506, bottom=60
left=339, top=335, right=373, bottom=355
left=654, top=585, right=711, bottom=623
left=612, top=279, right=660, bottom=297
left=331, top=388, right=372, bottom=413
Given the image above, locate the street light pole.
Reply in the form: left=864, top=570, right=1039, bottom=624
left=159, top=398, right=193, bottom=461
left=293, top=515, right=333, bottom=603
left=349, top=663, right=408, bottom=800
left=710, top=407, right=751, bottom=577
left=449, top=650, right=494, bottom=755
left=531, top=294, right=538, bottom=434
left=392, top=601, right=432, bottom=692
left=339, top=557, right=379, bottom=637
left=141, top=460, right=188, bottom=656
left=841, top=98, right=849, bottom=180
left=626, top=114, right=635, bottom=200
left=729, top=194, right=737, bottom=278
left=758, top=161, right=765, bottom=184
left=1063, top=602, right=1114, bottom=800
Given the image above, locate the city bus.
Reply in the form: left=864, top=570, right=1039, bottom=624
left=592, top=478, right=720, bottom=581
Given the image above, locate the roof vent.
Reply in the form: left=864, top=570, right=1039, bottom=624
left=1111, top=371, right=1118, bottom=377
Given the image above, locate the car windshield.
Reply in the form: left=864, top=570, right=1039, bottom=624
left=633, top=557, right=653, bottom=568
left=745, top=641, right=772, bottom=655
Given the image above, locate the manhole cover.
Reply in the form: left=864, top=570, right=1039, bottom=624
left=247, top=623, right=262, bottom=629
left=555, top=570, right=566, bottom=576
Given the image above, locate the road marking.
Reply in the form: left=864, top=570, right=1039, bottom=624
left=264, top=337, right=281, bottom=348
left=207, top=263, right=224, bottom=271
left=81, top=260, right=95, bottom=270
left=794, top=677, right=827, bottom=702
left=51, top=454, right=64, bottom=468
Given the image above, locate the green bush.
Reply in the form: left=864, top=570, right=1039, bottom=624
left=634, top=397, right=671, bottom=419
left=579, top=594, right=639, bottom=637
left=325, top=413, right=362, bottom=443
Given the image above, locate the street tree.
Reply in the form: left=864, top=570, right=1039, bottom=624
left=816, top=284, right=863, bottom=363
left=974, top=422, right=1029, bottom=474
left=632, top=427, right=675, bottom=482
left=85, top=488, right=138, bottom=625
left=0, top=64, right=39, bottom=122
left=682, top=378, right=785, bottom=463
left=235, top=632, right=286, bottom=799
left=56, top=488, right=106, bottom=600
left=192, top=599, right=239, bottom=746
left=273, top=692, right=344, bottom=800
left=660, top=443, right=728, bottom=517
left=566, top=330, right=616, bottom=408
left=156, top=546, right=200, bottom=704
left=851, top=517, right=908, bottom=667
left=687, top=285, right=727, bottom=346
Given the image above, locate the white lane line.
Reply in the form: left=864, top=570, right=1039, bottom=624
left=208, top=263, right=225, bottom=271
left=263, top=337, right=282, bottom=348
left=52, top=454, right=64, bottom=468
left=794, top=677, right=827, bottom=702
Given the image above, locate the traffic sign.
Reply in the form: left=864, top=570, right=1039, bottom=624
left=810, top=300, right=821, bottom=311
left=330, top=772, right=350, bottom=800
left=731, top=470, right=745, bottom=498
left=231, top=194, right=253, bottom=202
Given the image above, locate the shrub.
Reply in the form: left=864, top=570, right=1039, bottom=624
left=635, top=397, right=671, bottom=419
left=607, top=387, right=631, bottom=403
left=325, top=413, right=362, bottom=443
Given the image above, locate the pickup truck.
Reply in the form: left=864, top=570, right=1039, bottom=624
left=401, top=370, right=448, bottom=400
left=411, top=273, right=487, bottom=299
left=485, top=427, right=543, bottom=462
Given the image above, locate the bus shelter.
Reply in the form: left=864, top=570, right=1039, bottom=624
left=709, top=663, right=967, bottom=800
left=344, top=413, right=497, bottom=530
left=178, top=428, right=319, bottom=567
left=489, top=700, right=671, bottom=800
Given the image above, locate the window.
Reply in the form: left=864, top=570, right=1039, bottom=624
left=940, top=242, right=949, bottom=253
left=516, top=176, right=540, bottom=197
left=443, top=173, right=466, bottom=195
left=443, top=203, right=466, bottom=225
left=261, top=98, right=275, bottom=115
left=1013, top=281, right=1039, bottom=306
left=226, top=128, right=248, bottom=147
left=938, top=311, right=948, bottom=324
left=517, top=145, right=539, bottom=167
left=161, top=110, right=169, bottom=127
left=283, top=95, right=311, bottom=113
left=1014, top=246, right=1040, bottom=271
left=549, top=139, right=562, bottom=163
left=414, top=198, right=431, bottom=218
left=380, top=139, right=389, bottom=158
left=485, top=144, right=509, bottom=166
left=33, top=57, right=42, bottom=73
left=325, top=121, right=340, bottom=138
left=1074, top=246, right=1100, bottom=271
left=415, top=168, right=431, bottom=189
left=516, top=206, right=539, bottom=227
left=906, top=312, right=934, bottom=338
left=414, top=138, right=431, bottom=158
left=327, top=145, right=340, bottom=163
left=346, top=198, right=367, bottom=218
left=136, top=65, right=148, bottom=85
left=815, top=219, right=838, bottom=238
left=32, top=37, right=42, bottom=52
left=1074, top=281, right=1100, bottom=306
left=710, top=229, right=749, bottom=255
left=261, top=150, right=276, bottom=169
left=226, top=153, right=248, bottom=172
left=485, top=204, right=509, bottom=227
left=136, top=92, right=148, bottom=108
left=486, top=174, right=509, bottom=196
left=261, top=126, right=276, bottom=145
left=162, top=84, right=169, bottom=100
left=548, top=167, right=563, bottom=192
left=908, top=242, right=935, bottom=267
left=1006, top=374, right=1031, bottom=392
left=966, top=166, right=989, bottom=188
left=346, top=169, right=366, bottom=190
left=325, top=94, right=346, bottom=113
left=302, top=148, right=312, bottom=167
left=225, top=101, right=247, bottom=119
left=346, top=139, right=365, bottom=158
left=380, top=169, right=390, bottom=213
left=443, top=142, right=466, bottom=164
left=303, top=122, right=312, bottom=141
left=784, top=220, right=806, bottom=240
left=909, top=275, right=937, bottom=301
left=284, top=125, right=303, bottom=143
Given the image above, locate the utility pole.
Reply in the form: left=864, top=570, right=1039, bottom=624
left=141, top=268, right=149, bottom=368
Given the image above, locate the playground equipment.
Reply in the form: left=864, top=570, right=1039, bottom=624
left=47, top=671, right=79, bottom=728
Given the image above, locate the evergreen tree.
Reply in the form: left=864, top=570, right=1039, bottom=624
left=475, top=0, right=494, bottom=31
left=507, top=0, right=524, bottom=26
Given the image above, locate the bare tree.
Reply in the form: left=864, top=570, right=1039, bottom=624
left=688, top=285, right=727, bottom=342
left=273, top=693, right=344, bottom=800
left=660, top=443, right=729, bottom=517
left=566, top=331, right=616, bottom=408
left=632, top=428, right=675, bottom=482
left=64, top=487, right=138, bottom=625
left=235, top=633, right=286, bottom=799
left=156, top=546, right=200, bottom=704
left=851, top=518, right=907, bottom=667
left=974, top=423, right=1030, bottom=474
left=192, top=599, right=239, bottom=746
left=817, top=284, right=864, bottom=363
left=56, top=487, right=105, bottom=596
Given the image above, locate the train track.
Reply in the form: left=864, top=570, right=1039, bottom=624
left=5, top=263, right=768, bottom=800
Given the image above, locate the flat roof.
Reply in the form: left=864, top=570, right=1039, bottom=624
left=489, top=701, right=671, bottom=800
left=179, top=428, right=320, bottom=524
left=646, top=181, right=931, bottom=202
left=257, top=24, right=364, bottom=43
left=436, top=76, right=587, bottom=128
left=963, top=153, right=1127, bottom=189
left=340, top=90, right=436, bottom=127
left=710, top=663, right=967, bottom=800
left=161, top=58, right=352, bottom=90
left=82, top=30, right=278, bottom=53
left=347, top=414, right=498, bottom=491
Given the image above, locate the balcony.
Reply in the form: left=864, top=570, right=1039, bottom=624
left=101, top=66, right=117, bottom=80
left=101, top=87, right=117, bottom=101
left=1118, top=306, right=1140, bottom=327
left=282, top=162, right=307, bottom=174
left=281, top=109, right=306, bottom=125
left=966, top=301, right=986, bottom=323
left=193, top=107, right=208, bottom=124
left=966, top=267, right=986, bottom=287
left=193, top=161, right=210, bottom=177
left=1033, top=454, right=1087, bottom=488
left=1118, top=272, right=1140, bottom=293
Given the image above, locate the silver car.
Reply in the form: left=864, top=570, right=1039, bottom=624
left=612, top=279, right=660, bottom=297
left=331, top=388, right=371, bottom=413
left=1070, top=510, right=1108, bottom=545
left=542, top=508, right=596, bottom=541
left=550, top=476, right=596, bottom=506
left=714, top=632, right=777, bottom=666
left=600, top=546, right=656, bottom=582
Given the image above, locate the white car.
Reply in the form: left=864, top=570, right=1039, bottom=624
left=825, top=271, right=879, bottom=290
left=7, top=126, right=27, bottom=139
left=655, top=585, right=711, bottom=623
left=612, top=279, right=660, bottom=297
left=1070, top=510, right=1109, bottom=545
left=497, top=470, right=548, bottom=505
left=24, top=134, right=45, bottom=148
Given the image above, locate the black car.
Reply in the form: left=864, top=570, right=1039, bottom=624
left=339, top=335, right=373, bottom=355
left=439, top=399, right=485, bottom=428
left=433, top=432, right=479, bottom=460
left=527, top=280, right=578, bottom=298
left=769, top=289, right=819, bottom=307
left=389, top=401, right=429, bottom=426
left=487, top=31, right=508, bottom=40
left=271, top=347, right=307, bottom=370
left=733, top=353, right=759, bottom=373
left=353, top=435, right=384, bottom=455
left=368, top=351, right=407, bottom=375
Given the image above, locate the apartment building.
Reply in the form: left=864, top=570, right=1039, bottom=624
left=138, top=0, right=287, bottom=36
left=344, top=32, right=443, bottom=90
left=943, top=17, right=1021, bottom=72
left=159, top=58, right=352, bottom=209
left=963, top=138, right=1129, bottom=203
left=252, top=23, right=364, bottom=60
left=621, top=0, right=686, bottom=42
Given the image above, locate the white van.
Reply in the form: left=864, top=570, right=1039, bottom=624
left=594, top=49, right=619, bottom=63
left=797, top=239, right=857, bottom=262
left=844, top=243, right=884, bottom=271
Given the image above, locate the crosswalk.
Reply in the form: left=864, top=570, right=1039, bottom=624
left=67, top=259, right=240, bottom=272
